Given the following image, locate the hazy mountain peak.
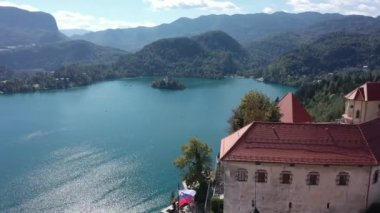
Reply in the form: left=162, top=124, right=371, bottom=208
left=0, top=6, right=58, bottom=31
left=0, top=6, right=65, bottom=46
left=73, top=12, right=346, bottom=52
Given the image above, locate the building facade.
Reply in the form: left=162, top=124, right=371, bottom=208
left=220, top=82, right=380, bottom=213
left=342, top=82, right=380, bottom=124
left=223, top=162, right=378, bottom=213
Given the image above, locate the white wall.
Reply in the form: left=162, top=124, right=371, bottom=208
left=368, top=166, right=380, bottom=207
left=344, top=100, right=380, bottom=124
left=223, top=161, right=372, bottom=213
left=364, top=101, right=380, bottom=122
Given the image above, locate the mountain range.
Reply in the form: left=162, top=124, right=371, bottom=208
left=73, top=12, right=345, bottom=52
left=0, top=6, right=66, bottom=46
left=0, top=40, right=125, bottom=71
left=1, top=6, right=380, bottom=86
left=261, top=32, right=380, bottom=84
left=115, top=31, right=247, bottom=78
left=0, top=6, right=125, bottom=71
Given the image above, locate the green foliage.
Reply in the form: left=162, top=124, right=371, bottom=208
left=0, top=40, right=125, bottom=70
left=244, top=33, right=308, bottom=74
left=296, top=70, right=380, bottom=122
left=0, top=64, right=136, bottom=94
left=211, top=197, right=223, bottom=213
left=307, top=93, right=345, bottom=122
left=73, top=12, right=346, bottom=51
left=0, top=66, right=14, bottom=81
left=174, top=137, right=213, bottom=204
left=194, top=31, right=245, bottom=54
left=262, top=32, right=380, bottom=85
left=228, top=91, right=281, bottom=132
left=151, top=77, right=185, bottom=90
left=116, top=31, right=247, bottom=79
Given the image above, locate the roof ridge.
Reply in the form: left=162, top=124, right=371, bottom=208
left=290, top=93, right=295, bottom=122
left=221, top=122, right=255, bottom=160
left=245, top=141, right=366, bottom=147
left=252, top=121, right=358, bottom=126
left=358, top=124, right=379, bottom=165
left=278, top=92, right=292, bottom=103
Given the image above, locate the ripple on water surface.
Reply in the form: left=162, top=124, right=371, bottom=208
left=0, top=78, right=295, bottom=212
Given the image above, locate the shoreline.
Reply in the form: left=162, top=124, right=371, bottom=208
left=1, top=75, right=291, bottom=95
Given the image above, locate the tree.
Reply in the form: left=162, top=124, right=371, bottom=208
left=174, top=137, right=213, bottom=206
left=228, top=91, right=281, bottom=132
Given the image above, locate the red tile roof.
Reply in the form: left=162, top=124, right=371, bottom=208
left=345, top=82, right=380, bottom=101
left=277, top=93, right=312, bottom=123
left=220, top=118, right=380, bottom=166
left=360, top=118, right=380, bottom=164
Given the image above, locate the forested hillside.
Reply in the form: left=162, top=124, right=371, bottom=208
left=260, top=32, right=380, bottom=85
left=296, top=70, right=380, bottom=121
left=0, top=40, right=126, bottom=70
left=2, top=7, right=380, bottom=123
left=115, top=31, right=247, bottom=78
left=73, top=12, right=343, bottom=51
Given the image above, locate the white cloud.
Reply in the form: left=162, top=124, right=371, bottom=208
left=0, top=1, right=39, bottom=11
left=287, top=0, right=380, bottom=16
left=263, top=7, right=274, bottom=14
left=53, top=11, right=156, bottom=31
left=147, top=0, right=240, bottom=12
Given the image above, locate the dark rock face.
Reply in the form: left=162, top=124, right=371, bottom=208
left=0, top=6, right=65, bottom=46
left=0, top=6, right=58, bottom=31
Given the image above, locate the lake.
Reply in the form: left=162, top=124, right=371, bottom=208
left=0, top=77, right=295, bottom=212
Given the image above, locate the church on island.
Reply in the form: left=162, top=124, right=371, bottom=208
left=219, top=82, right=380, bottom=213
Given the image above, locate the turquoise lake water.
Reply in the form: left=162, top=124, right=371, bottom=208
left=0, top=77, right=295, bottom=212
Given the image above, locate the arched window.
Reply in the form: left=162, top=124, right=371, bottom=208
left=255, top=170, right=267, bottom=183
left=373, top=170, right=379, bottom=184
left=307, top=172, right=320, bottom=185
left=235, top=168, right=248, bottom=182
left=280, top=171, right=293, bottom=184
left=355, top=110, right=360, bottom=119
left=336, top=172, right=350, bottom=186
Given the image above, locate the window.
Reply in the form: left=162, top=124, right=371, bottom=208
left=255, top=170, right=267, bottom=183
left=336, top=172, right=349, bottom=186
left=307, top=172, right=320, bottom=185
left=373, top=170, right=379, bottom=184
left=355, top=110, right=360, bottom=119
left=235, top=168, right=248, bottom=182
left=280, top=171, right=292, bottom=184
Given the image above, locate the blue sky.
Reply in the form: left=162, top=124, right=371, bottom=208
left=1, top=0, right=380, bottom=31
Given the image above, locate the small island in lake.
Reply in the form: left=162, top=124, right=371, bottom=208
left=151, top=77, right=186, bottom=90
